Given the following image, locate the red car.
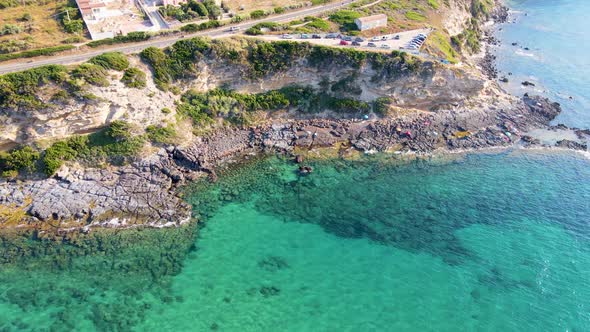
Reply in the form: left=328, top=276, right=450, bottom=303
left=339, top=40, right=350, bottom=46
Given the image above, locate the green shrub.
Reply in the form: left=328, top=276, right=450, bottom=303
left=428, top=0, right=440, bottom=9
left=0, top=65, right=67, bottom=108
left=405, top=11, right=426, bottom=21
left=245, top=22, right=284, bottom=35
left=202, top=0, right=221, bottom=19
left=250, top=10, right=268, bottom=19
left=372, top=97, right=392, bottom=117
left=121, top=67, right=147, bottom=88
left=42, top=141, right=77, bottom=175
left=248, top=41, right=311, bottom=78
left=180, top=20, right=221, bottom=32
left=72, top=63, right=110, bottom=86
left=140, top=47, right=172, bottom=90
left=62, top=36, right=85, bottom=44
left=306, top=18, right=331, bottom=31
left=63, top=19, right=84, bottom=33
left=329, top=10, right=361, bottom=30
left=0, top=39, right=31, bottom=54
left=140, top=38, right=210, bottom=90
left=146, top=124, right=177, bottom=144
left=245, top=27, right=263, bottom=35
left=20, top=13, right=32, bottom=21
left=0, top=45, right=75, bottom=62
left=160, top=0, right=220, bottom=21
left=41, top=121, right=144, bottom=175
left=106, top=120, right=133, bottom=141
left=87, top=31, right=150, bottom=48
left=274, top=7, right=285, bottom=14
left=0, top=146, right=40, bottom=177
left=308, top=45, right=367, bottom=69
left=89, top=52, right=129, bottom=71
left=1, top=24, right=22, bottom=35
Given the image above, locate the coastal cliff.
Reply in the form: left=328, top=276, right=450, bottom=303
left=0, top=0, right=582, bottom=231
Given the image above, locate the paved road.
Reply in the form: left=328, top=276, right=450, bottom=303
left=0, top=0, right=359, bottom=75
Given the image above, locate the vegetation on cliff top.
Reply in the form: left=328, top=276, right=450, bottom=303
left=139, top=37, right=423, bottom=91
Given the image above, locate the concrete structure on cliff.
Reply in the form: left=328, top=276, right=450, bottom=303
left=75, top=0, right=165, bottom=40
left=355, top=14, right=388, bottom=31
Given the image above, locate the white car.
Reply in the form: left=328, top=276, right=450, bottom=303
left=370, top=37, right=380, bottom=42
left=380, top=44, right=390, bottom=49
left=282, top=34, right=293, bottom=39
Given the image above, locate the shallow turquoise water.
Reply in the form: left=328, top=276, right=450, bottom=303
left=137, top=151, right=590, bottom=331
left=495, top=0, right=590, bottom=127
left=3, top=151, right=589, bottom=331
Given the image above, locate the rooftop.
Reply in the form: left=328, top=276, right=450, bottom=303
left=355, top=14, right=388, bottom=24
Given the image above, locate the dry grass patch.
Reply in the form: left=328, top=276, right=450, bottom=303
left=0, top=1, right=87, bottom=51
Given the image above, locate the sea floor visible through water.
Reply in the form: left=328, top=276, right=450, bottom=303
left=1, top=150, right=589, bottom=331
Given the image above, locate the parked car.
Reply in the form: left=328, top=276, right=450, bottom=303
left=352, top=41, right=361, bottom=46
left=282, top=34, right=293, bottom=39
left=354, top=37, right=365, bottom=42
left=343, top=36, right=353, bottom=41
left=229, top=27, right=240, bottom=32
left=312, top=34, right=322, bottom=39
left=326, top=33, right=338, bottom=39
left=340, top=40, right=350, bottom=45
left=380, top=44, right=391, bottom=49
left=370, top=37, right=380, bottom=42
left=300, top=34, right=310, bottom=39
left=381, top=36, right=388, bottom=41
left=368, top=42, right=377, bottom=47
left=394, top=35, right=400, bottom=40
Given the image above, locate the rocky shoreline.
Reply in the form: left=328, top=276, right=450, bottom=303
left=0, top=93, right=570, bottom=232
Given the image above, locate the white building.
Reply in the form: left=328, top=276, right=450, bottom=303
left=354, top=14, right=388, bottom=31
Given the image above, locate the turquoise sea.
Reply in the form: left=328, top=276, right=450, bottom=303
left=2, top=1, right=590, bottom=331
left=495, top=0, right=590, bottom=128
left=1, top=151, right=590, bottom=331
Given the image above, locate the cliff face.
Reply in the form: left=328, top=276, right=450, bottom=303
left=0, top=60, right=177, bottom=150
left=0, top=48, right=487, bottom=149
left=442, top=0, right=477, bottom=36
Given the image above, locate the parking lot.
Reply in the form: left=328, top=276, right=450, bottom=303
left=252, top=28, right=432, bottom=54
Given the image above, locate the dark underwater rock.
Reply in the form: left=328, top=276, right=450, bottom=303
left=258, top=256, right=290, bottom=272
left=259, top=286, right=281, bottom=297
left=555, top=140, right=588, bottom=151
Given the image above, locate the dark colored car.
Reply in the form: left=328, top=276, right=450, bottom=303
left=367, top=42, right=377, bottom=47
left=343, top=36, right=353, bottom=41
left=326, top=33, right=337, bottom=39
left=352, top=41, right=361, bottom=46
left=312, top=34, right=322, bottom=39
